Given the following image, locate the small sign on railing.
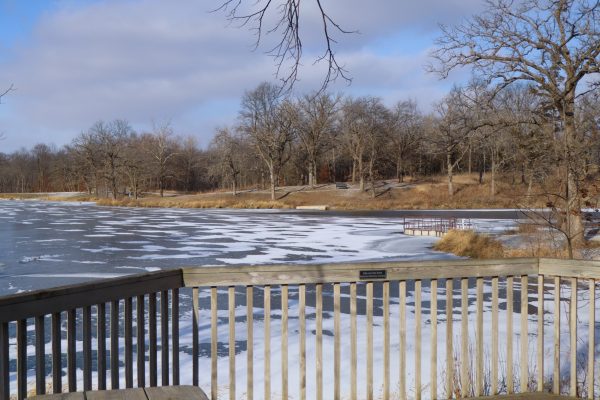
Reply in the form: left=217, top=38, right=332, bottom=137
left=359, top=269, right=387, bottom=280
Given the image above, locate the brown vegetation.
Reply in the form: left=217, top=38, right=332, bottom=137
left=433, top=230, right=504, bottom=259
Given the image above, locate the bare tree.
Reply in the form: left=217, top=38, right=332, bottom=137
left=210, top=128, right=243, bottom=195
left=94, top=120, right=130, bottom=200
left=296, top=92, right=339, bottom=187
left=388, top=100, right=422, bottom=183
left=239, top=82, right=296, bottom=200
left=216, top=1, right=353, bottom=92
left=430, top=0, right=600, bottom=244
left=145, top=122, right=177, bottom=197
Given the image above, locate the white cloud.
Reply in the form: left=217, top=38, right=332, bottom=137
left=0, top=0, right=482, bottom=152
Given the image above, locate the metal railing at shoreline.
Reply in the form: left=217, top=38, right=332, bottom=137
left=1, top=258, right=600, bottom=400
left=403, top=217, right=473, bottom=237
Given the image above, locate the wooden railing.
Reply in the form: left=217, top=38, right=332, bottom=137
left=403, top=217, right=473, bottom=236
left=1, top=258, right=600, bottom=400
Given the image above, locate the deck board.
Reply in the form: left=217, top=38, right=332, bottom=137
left=30, top=386, right=208, bottom=400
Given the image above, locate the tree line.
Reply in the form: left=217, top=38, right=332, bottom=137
left=1, top=80, right=599, bottom=204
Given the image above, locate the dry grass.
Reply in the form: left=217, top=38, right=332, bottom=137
left=434, top=230, right=505, bottom=259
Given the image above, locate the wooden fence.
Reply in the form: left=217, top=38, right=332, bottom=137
left=1, top=258, right=600, bottom=399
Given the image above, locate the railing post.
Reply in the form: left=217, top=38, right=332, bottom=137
left=0, top=322, right=8, bottom=400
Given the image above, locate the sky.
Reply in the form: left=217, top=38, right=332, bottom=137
left=0, top=0, right=482, bottom=152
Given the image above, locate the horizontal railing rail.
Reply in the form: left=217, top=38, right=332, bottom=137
left=1, top=258, right=600, bottom=400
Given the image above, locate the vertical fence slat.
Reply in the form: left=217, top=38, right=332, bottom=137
left=554, top=276, right=560, bottom=395
left=161, top=290, right=169, bottom=386
left=68, top=309, right=76, bottom=392
left=265, top=285, right=272, bottom=400
left=211, top=287, right=217, bottom=400
left=229, top=286, right=236, bottom=400
left=83, top=305, right=92, bottom=391
left=415, top=280, right=422, bottom=400
left=400, top=280, right=407, bottom=400
left=172, top=288, right=179, bottom=386
left=537, top=275, right=544, bottom=392
left=299, top=284, right=306, bottom=400
left=98, top=303, right=107, bottom=390
left=17, top=319, right=27, bottom=400
left=492, top=277, right=499, bottom=395
left=520, top=275, right=528, bottom=392
left=507, top=276, right=514, bottom=394
left=460, top=277, right=468, bottom=398
left=0, top=322, right=8, bottom=400
left=52, top=312, right=61, bottom=394
left=282, top=285, right=289, bottom=400
left=445, top=278, right=453, bottom=400
left=111, top=300, right=119, bottom=389
left=316, top=283, right=323, bottom=400
left=247, top=286, right=254, bottom=400
left=334, top=283, right=341, bottom=400
left=431, top=279, right=438, bottom=400
left=588, top=279, right=595, bottom=399
left=350, top=282, right=357, bottom=400
left=149, top=293, right=158, bottom=388
left=367, top=281, right=374, bottom=400
left=192, top=288, right=199, bottom=387
left=137, top=295, right=146, bottom=388
left=570, top=277, right=577, bottom=397
left=125, top=297, right=133, bottom=388
left=383, top=281, right=390, bottom=400
left=476, top=277, right=483, bottom=397
left=35, top=314, right=46, bottom=395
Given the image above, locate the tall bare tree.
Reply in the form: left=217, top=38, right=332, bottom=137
left=240, top=82, right=297, bottom=200
left=145, top=122, right=177, bottom=197
left=388, top=100, right=422, bottom=183
left=430, top=0, right=600, bottom=244
left=210, top=128, right=243, bottom=195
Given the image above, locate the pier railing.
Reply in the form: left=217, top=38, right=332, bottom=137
left=1, top=258, right=600, bottom=400
left=403, top=217, right=473, bottom=237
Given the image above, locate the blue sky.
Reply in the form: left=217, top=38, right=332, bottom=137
left=0, top=0, right=479, bottom=152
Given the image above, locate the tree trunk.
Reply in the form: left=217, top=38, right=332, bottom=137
left=269, top=165, right=276, bottom=201
left=490, top=147, right=496, bottom=199
left=232, top=179, right=237, bottom=196
left=358, top=158, right=365, bottom=191
left=351, top=159, right=356, bottom=184
left=447, top=151, right=454, bottom=197
left=563, top=101, right=584, bottom=248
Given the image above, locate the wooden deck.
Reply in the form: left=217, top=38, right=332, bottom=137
left=30, top=386, right=207, bottom=400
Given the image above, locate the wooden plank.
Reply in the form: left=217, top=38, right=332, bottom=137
left=247, top=286, right=254, bottom=400
left=210, top=287, right=217, bottom=400
left=67, top=309, right=76, bottom=392
left=0, top=269, right=183, bottom=323
left=299, top=284, right=306, bottom=400
left=0, top=322, right=7, bottom=400
left=52, top=313, right=62, bottom=394
left=476, top=277, right=483, bottom=397
left=588, top=279, right=595, bottom=400
left=350, top=282, right=357, bottom=400
left=229, top=286, right=236, bottom=400
left=171, top=288, right=179, bottom=386
left=160, top=290, right=169, bottom=386
left=84, top=305, right=93, bottom=391
left=85, top=388, right=147, bottom=400
left=507, top=276, right=514, bottom=394
left=149, top=293, right=157, bottom=388
left=282, top=285, right=289, bottom=400
left=383, top=281, right=390, bottom=400
left=537, top=276, right=544, bottom=392
left=125, top=298, right=133, bottom=389
left=136, top=295, right=145, bottom=388
left=415, top=280, right=422, bottom=400
left=520, top=275, right=528, bottom=392
left=492, top=277, right=499, bottom=395
left=145, top=386, right=209, bottom=400
left=265, top=285, right=272, bottom=400
left=98, top=303, right=107, bottom=390
left=445, top=279, right=453, bottom=400
left=316, top=283, right=323, bottom=400
left=367, top=281, right=374, bottom=400
left=29, top=393, right=86, bottom=400
left=570, top=278, right=577, bottom=397
left=182, top=258, right=539, bottom=288
left=192, top=288, right=199, bottom=387
left=111, top=300, right=120, bottom=390
left=17, top=319, right=27, bottom=400
left=144, top=385, right=209, bottom=400
left=460, top=278, right=469, bottom=398
left=431, top=279, right=438, bottom=400
left=36, top=314, right=46, bottom=395
left=539, top=258, right=600, bottom=279
left=553, top=277, right=560, bottom=395
left=400, top=280, right=407, bottom=400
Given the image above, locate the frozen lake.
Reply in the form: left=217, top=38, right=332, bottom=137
left=0, top=201, right=522, bottom=294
